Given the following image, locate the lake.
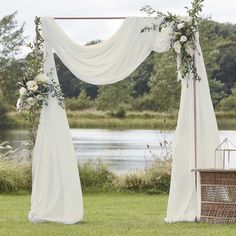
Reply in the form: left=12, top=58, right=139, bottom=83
left=0, top=129, right=236, bottom=173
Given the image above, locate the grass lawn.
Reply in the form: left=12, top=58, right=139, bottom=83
left=1, top=193, right=236, bottom=236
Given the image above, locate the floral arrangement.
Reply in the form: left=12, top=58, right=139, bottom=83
left=17, top=73, right=64, bottom=111
left=16, top=17, right=64, bottom=145
left=141, top=0, right=204, bottom=84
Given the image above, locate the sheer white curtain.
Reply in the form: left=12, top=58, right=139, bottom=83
left=166, top=34, right=222, bottom=222
left=28, top=16, right=221, bottom=224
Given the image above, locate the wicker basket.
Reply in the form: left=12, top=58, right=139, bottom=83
left=198, top=169, right=236, bottom=224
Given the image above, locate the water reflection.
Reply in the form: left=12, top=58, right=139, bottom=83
left=0, top=129, right=236, bottom=173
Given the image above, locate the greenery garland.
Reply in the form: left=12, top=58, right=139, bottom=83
left=16, top=17, right=64, bottom=146
left=141, top=0, right=204, bottom=84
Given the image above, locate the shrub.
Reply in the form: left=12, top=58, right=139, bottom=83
left=113, top=161, right=171, bottom=194
left=0, top=160, right=171, bottom=194
left=0, top=162, right=31, bottom=193
left=65, top=90, right=93, bottom=111
left=108, top=104, right=128, bottom=118
left=79, top=160, right=115, bottom=192
left=132, top=95, right=157, bottom=111
left=217, top=88, right=236, bottom=111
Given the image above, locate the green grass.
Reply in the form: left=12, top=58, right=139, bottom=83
left=1, top=193, right=236, bottom=236
left=7, top=110, right=236, bottom=130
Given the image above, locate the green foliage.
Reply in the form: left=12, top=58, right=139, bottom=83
left=148, top=52, right=181, bottom=111
left=198, top=19, right=222, bottom=80
left=0, top=11, right=25, bottom=58
left=96, top=80, right=133, bottom=111
left=209, top=79, right=227, bottom=107
left=7, top=109, right=236, bottom=130
left=24, top=17, right=44, bottom=80
left=186, top=0, right=204, bottom=20
left=65, top=90, right=93, bottom=111
left=217, top=88, right=236, bottom=111
left=131, top=95, right=156, bottom=111
left=19, top=17, right=44, bottom=145
left=0, top=160, right=171, bottom=194
left=108, top=104, right=128, bottom=118
left=0, top=163, right=31, bottom=193
left=126, top=53, right=154, bottom=97
left=0, top=96, right=10, bottom=128
left=215, top=40, right=236, bottom=93
left=0, top=12, right=25, bottom=106
left=79, top=160, right=115, bottom=192
left=114, top=161, right=171, bottom=194
left=55, top=54, right=82, bottom=97
left=141, top=0, right=204, bottom=82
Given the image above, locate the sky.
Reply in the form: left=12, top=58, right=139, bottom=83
left=1, top=0, right=236, bottom=51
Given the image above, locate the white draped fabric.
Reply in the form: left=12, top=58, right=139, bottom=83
left=28, top=16, right=221, bottom=224
left=166, top=36, right=222, bottom=222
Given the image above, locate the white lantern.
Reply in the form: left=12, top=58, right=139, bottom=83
left=215, top=138, right=236, bottom=169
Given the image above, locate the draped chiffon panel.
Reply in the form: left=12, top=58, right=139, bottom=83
left=28, top=16, right=221, bottom=224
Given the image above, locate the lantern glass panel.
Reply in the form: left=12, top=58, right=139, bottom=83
left=215, top=138, right=236, bottom=169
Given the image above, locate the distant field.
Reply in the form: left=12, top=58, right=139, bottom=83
left=7, top=110, right=236, bottom=130
left=1, top=193, right=236, bottom=236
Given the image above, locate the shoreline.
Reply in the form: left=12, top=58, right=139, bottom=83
left=5, top=110, right=236, bottom=130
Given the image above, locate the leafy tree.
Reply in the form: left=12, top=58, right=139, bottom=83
left=0, top=12, right=25, bottom=58
left=214, top=40, right=236, bottom=93
left=65, top=90, right=93, bottom=110
left=199, top=19, right=236, bottom=95
left=0, top=95, right=9, bottom=128
left=198, top=19, right=223, bottom=80
left=148, top=51, right=181, bottom=111
left=96, top=80, right=133, bottom=111
left=55, top=54, right=81, bottom=98
left=209, top=79, right=226, bottom=108
left=0, top=12, right=25, bottom=106
left=126, top=53, right=154, bottom=97
left=217, top=88, right=236, bottom=111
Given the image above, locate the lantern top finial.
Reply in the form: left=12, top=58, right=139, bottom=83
left=216, top=138, right=236, bottom=152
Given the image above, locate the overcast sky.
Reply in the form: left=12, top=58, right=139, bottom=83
left=1, top=0, right=236, bottom=50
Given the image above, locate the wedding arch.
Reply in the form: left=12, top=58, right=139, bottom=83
left=17, top=1, right=222, bottom=224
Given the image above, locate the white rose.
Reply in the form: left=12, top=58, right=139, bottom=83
left=180, top=35, right=188, bottom=43
left=35, top=73, right=50, bottom=83
left=173, top=41, right=181, bottom=54
left=185, top=44, right=195, bottom=57
left=187, top=16, right=193, bottom=23
left=27, top=80, right=38, bottom=91
left=19, top=87, right=27, bottom=96
left=177, top=23, right=185, bottom=30
left=181, top=16, right=193, bottom=23
left=23, top=104, right=31, bottom=110
left=26, top=97, right=36, bottom=106
left=36, top=95, right=44, bottom=101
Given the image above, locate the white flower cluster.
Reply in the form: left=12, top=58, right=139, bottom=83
left=170, top=16, right=199, bottom=82
left=16, top=73, right=52, bottom=111
left=172, top=19, right=196, bottom=58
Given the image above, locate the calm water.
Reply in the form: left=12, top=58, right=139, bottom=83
left=0, top=129, right=236, bottom=173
